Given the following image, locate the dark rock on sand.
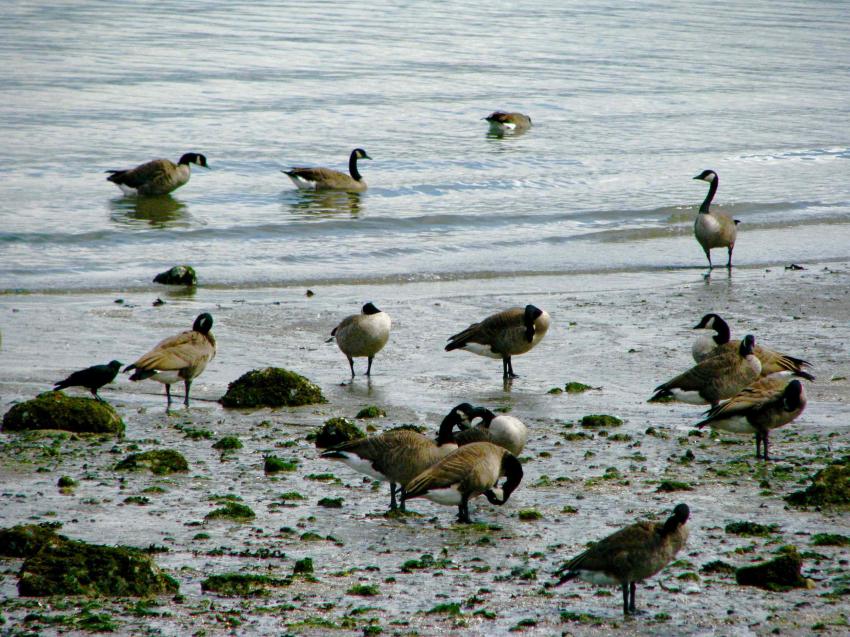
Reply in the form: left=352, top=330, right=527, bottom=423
left=219, top=367, right=326, bottom=408
left=2, top=391, right=124, bottom=435
left=115, top=449, right=189, bottom=475
left=153, top=265, right=197, bottom=286
left=736, top=547, right=809, bottom=591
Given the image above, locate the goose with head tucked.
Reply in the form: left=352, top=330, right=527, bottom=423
left=445, top=304, right=550, bottom=380
left=124, top=313, right=216, bottom=408
left=693, top=170, right=739, bottom=269
left=327, top=302, right=391, bottom=377
left=106, top=153, right=208, bottom=196
left=284, top=148, right=371, bottom=192
left=484, top=111, right=532, bottom=134
left=54, top=360, right=123, bottom=403
left=453, top=406, right=528, bottom=456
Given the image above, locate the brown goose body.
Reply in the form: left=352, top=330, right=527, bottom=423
left=552, top=504, right=690, bottom=615
left=284, top=148, right=371, bottom=192
left=107, top=153, right=208, bottom=196
left=445, top=304, right=550, bottom=379
left=328, top=302, right=391, bottom=376
left=696, top=377, right=807, bottom=460
left=484, top=111, right=532, bottom=133
left=693, top=170, right=738, bottom=269
left=124, top=313, right=216, bottom=408
left=402, top=442, right=523, bottom=523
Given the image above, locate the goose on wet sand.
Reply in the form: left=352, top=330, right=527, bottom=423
left=484, top=111, right=532, bottom=133
left=54, top=360, right=123, bottom=402
left=283, top=148, right=371, bottom=192
left=550, top=503, right=690, bottom=616
left=402, top=442, right=523, bottom=523
left=695, top=377, right=807, bottom=461
left=693, top=170, right=739, bottom=269
left=445, top=304, right=550, bottom=380
left=692, top=313, right=814, bottom=380
left=106, top=153, right=208, bottom=196
left=327, top=302, right=391, bottom=376
left=454, top=406, right=528, bottom=456
left=124, top=313, right=216, bottom=408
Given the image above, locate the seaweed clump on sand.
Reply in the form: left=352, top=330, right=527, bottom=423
left=735, top=547, right=810, bottom=591
left=153, top=265, right=196, bottom=286
left=311, top=417, right=365, bottom=449
left=219, top=367, right=326, bottom=408
left=785, top=457, right=850, bottom=508
left=2, top=391, right=124, bottom=436
left=580, top=414, right=623, bottom=428
left=115, top=449, right=189, bottom=475
left=201, top=573, right=291, bottom=596
left=0, top=524, right=178, bottom=597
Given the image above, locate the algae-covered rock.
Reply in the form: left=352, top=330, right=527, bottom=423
left=565, top=382, right=593, bottom=393
left=580, top=414, right=623, bottom=428
left=313, top=417, right=365, bottom=449
left=115, top=449, right=188, bottom=475
left=356, top=405, right=386, bottom=419
left=153, top=265, right=196, bottom=286
left=212, top=436, right=242, bottom=451
left=219, top=367, right=326, bottom=408
left=0, top=524, right=68, bottom=558
left=735, top=548, right=809, bottom=591
left=201, top=573, right=290, bottom=596
left=725, top=521, right=780, bottom=537
left=2, top=391, right=124, bottom=435
left=205, top=502, right=256, bottom=521
left=786, top=458, right=850, bottom=508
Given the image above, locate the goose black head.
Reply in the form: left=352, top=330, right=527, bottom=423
left=193, top=312, right=214, bottom=334
left=362, top=302, right=381, bottom=315
left=660, top=503, right=690, bottom=535
left=783, top=380, right=805, bottom=411
left=450, top=403, right=476, bottom=426
left=739, top=334, right=756, bottom=357
left=179, top=153, right=209, bottom=168
left=470, top=406, right=496, bottom=427
left=693, top=313, right=720, bottom=330
left=523, top=304, right=543, bottom=342
left=693, top=169, right=716, bottom=182
left=352, top=148, right=372, bottom=161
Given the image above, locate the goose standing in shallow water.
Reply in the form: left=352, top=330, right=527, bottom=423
left=283, top=148, right=371, bottom=192
left=484, top=111, right=532, bottom=134
left=54, top=360, right=123, bottom=402
left=124, top=313, right=216, bottom=408
left=695, top=377, right=807, bottom=461
left=106, top=153, right=208, bottom=196
left=445, top=304, right=550, bottom=380
left=550, top=504, right=690, bottom=616
left=692, top=313, right=814, bottom=380
left=693, top=170, right=739, bottom=269
left=328, top=302, right=391, bottom=377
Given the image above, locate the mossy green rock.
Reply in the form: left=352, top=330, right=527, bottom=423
left=201, top=573, right=289, bottom=596
left=2, top=391, right=124, bottom=435
left=0, top=524, right=68, bottom=558
left=735, top=548, right=808, bottom=591
left=580, top=414, right=623, bottom=428
left=115, top=449, right=188, bottom=475
left=786, top=458, right=850, bottom=508
left=153, top=265, right=196, bottom=286
left=205, top=502, right=256, bottom=521
left=356, top=405, right=386, bottom=419
left=219, top=367, right=326, bottom=408
left=313, top=417, right=365, bottom=449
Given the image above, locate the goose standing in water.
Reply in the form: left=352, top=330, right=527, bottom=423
left=484, top=111, right=532, bottom=134
left=693, top=170, right=739, bottom=269
left=106, top=153, right=208, bottom=196
left=327, top=302, right=391, bottom=377
left=550, top=504, right=690, bottom=616
left=445, top=304, right=550, bottom=380
left=283, top=148, right=371, bottom=192
left=124, top=313, right=216, bottom=408
left=54, top=360, right=123, bottom=402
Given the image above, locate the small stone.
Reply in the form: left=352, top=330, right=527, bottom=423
left=153, top=265, right=197, bottom=286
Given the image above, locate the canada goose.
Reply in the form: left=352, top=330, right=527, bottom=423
left=692, top=313, right=815, bottom=380
left=695, top=377, right=807, bottom=461
left=550, top=503, right=690, bottom=616
left=54, top=360, right=122, bottom=402
left=321, top=403, right=471, bottom=510
left=445, top=304, right=550, bottom=380
left=454, top=407, right=528, bottom=456
left=402, top=442, right=523, bottom=523
left=484, top=111, right=532, bottom=133
left=327, top=302, right=391, bottom=376
left=106, top=153, right=208, bottom=196
left=693, top=170, right=739, bottom=269
left=649, top=335, right=761, bottom=407
left=124, top=313, right=216, bottom=408
left=283, top=148, right=371, bottom=192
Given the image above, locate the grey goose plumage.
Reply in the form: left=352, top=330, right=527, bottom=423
left=284, top=148, right=371, bottom=192
left=54, top=360, right=123, bottom=402
left=693, top=170, right=739, bottom=269
left=445, top=304, right=550, bottom=380
left=328, top=302, right=391, bottom=376
left=551, top=504, right=690, bottom=616
left=107, top=153, right=208, bottom=196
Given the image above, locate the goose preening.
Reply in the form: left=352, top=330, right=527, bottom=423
left=320, top=404, right=473, bottom=511
left=445, top=304, right=550, bottom=380
left=649, top=335, right=761, bottom=407
left=695, top=377, right=807, bottom=461
left=402, top=441, right=523, bottom=523
left=327, top=302, right=391, bottom=377
left=484, top=111, right=532, bottom=134
left=283, top=148, right=371, bottom=192
left=692, top=313, right=815, bottom=380
left=693, top=170, right=739, bottom=269
left=124, top=313, right=216, bottom=408
left=551, top=504, right=689, bottom=616
left=106, top=153, right=208, bottom=196
left=54, top=360, right=122, bottom=402
left=454, top=406, right=528, bottom=456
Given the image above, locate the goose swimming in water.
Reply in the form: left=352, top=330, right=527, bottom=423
left=106, top=153, right=208, bottom=196
left=284, top=148, right=371, bottom=192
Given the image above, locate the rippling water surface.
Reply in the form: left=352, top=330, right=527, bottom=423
left=2, top=0, right=849, bottom=291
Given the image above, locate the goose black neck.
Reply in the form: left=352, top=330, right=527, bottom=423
left=500, top=454, right=524, bottom=502
left=436, top=412, right=458, bottom=445
left=471, top=407, right=496, bottom=428
left=349, top=151, right=363, bottom=182
left=660, top=515, right=682, bottom=536
left=700, top=177, right=718, bottom=214
left=713, top=316, right=730, bottom=345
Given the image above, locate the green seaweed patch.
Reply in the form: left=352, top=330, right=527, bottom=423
left=656, top=480, right=693, bottom=492
left=387, top=424, right=427, bottom=434
left=509, top=618, right=538, bottom=632
left=564, top=382, right=593, bottom=393
left=701, top=560, right=736, bottom=574
left=518, top=509, right=543, bottom=521
left=735, top=547, right=809, bottom=591
left=580, top=414, right=622, bottom=428
left=306, top=472, right=342, bottom=483
left=725, top=521, right=781, bottom=537
left=313, top=417, right=365, bottom=449
left=427, top=602, right=462, bottom=615
left=201, top=573, right=290, bottom=596
left=2, top=391, right=124, bottom=435
left=293, top=557, right=314, bottom=575
left=607, top=433, right=632, bottom=442
left=279, top=491, right=305, bottom=503
left=0, top=524, right=68, bottom=558
left=348, top=583, right=380, bottom=596
left=212, top=436, right=242, bottom=451
left=176, top=424, right=213, bottom=440
left=318, top=497, right=344, bottom=508
left=401, top=554, right=451, bottom=573
left=356, top=406, right=386, bottom=419
left=23, top=609, right=118, bottom=632
left=123, top=496, right=150, bottom=505
left=264, top=455, right=298, bottom=473
left=205, top=502, right=256, bottom=522
left=786, top=458, right=850, bottom=508
left=57, top=476, right=77, bottom=488
left=219, top=367, right=326, bottom=408
left=811, top=533, right=850, bottom=547
left=561, top=431, right=592, bottom=442
left=115, top=449, right=188, bottom=475
left=560, top=611, right=604, bottom=625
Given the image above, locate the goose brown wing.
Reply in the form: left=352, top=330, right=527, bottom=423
left=560, top=522, right=657, bottom=575
left=447, top=307, right=524, bottom=348
left=287, top=166, right=350, bottom=185
left=130, top=330, right=214, bottom=372
left=699, top=377, right=785, bottom=422
left=109, top=159, right=174, bottom=189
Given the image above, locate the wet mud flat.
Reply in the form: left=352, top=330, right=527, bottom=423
left=1, top=262, right=849, bottom=636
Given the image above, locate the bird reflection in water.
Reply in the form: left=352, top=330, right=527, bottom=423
left=109, top=194, right=188, bottom=228
left=286, top=190, right=363, bottom=219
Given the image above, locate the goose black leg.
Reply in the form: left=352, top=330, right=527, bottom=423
left=705, top=248, right=713, bottom=269
left=629, top=581, right=637, bottom=614
left=457, top=495, right=471, bottom=523
left=165, top=384, right=173, bottom=408
left=727, top=245, right=734, bottom=269
left=366, top=356, right=374, bottom=376
left=502, top=356, right=518, bottom=379
left=621, top=582, right=629, bottom=615
left=389, top=482, right=398, bottom=510
left=763, top=432, right=770, bottom=461
left=184, top=379, right=192, bottom=407
left=347, top=356, right=355, bottom=377
left=399, top=487, right=406, bottom=512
